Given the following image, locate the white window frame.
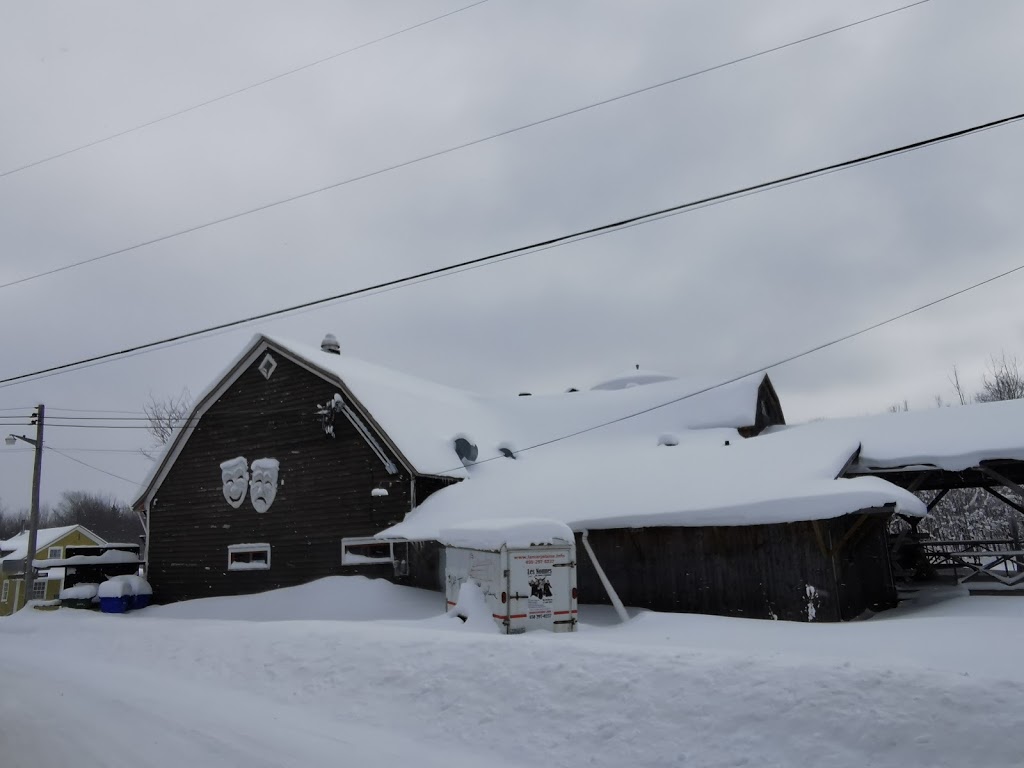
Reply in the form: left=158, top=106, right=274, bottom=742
left=47, top=546, right=62, bottom=560
left=1, top=581, right=8, bottom=602
left=227, top=543, right=271, bottom=571
left=341, top=537, right=400, bottom=566
left=31, top=578, right=48, bottom=601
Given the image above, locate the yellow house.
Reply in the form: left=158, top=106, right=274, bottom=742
left=0, top=525, right=106, bottom=616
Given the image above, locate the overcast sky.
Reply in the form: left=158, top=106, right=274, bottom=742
left=2, top=0, right=1023, bottom=514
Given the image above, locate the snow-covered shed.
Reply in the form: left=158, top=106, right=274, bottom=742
left=135, top=333, right=782, bottom=605
left=381, top=427, right=926, bottom=622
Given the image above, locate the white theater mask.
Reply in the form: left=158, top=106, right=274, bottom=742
left=220, top=457, right=249, bottom=509
left=249, top=458, right=280, bottom=513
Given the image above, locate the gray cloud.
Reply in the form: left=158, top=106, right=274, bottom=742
left=2, top=0, right=1024, bottom=511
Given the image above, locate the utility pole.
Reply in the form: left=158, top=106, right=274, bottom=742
left=9, top=405, right=44, bottom=610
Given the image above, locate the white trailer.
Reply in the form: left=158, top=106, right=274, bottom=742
left=440, top=519, right=578, bottom=634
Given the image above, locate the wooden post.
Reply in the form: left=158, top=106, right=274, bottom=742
left=980, top=467, right=1024, bottom=548
left=580, top=531, right=629, bottom=624
left=21, top=404, right=44, bottom=610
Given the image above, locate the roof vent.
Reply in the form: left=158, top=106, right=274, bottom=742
left=321, top=334, right=341, bottom=355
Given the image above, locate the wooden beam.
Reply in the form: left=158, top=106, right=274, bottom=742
left=834, top=445, right=863, bottom=479
left=927, top=488, right=950, bottom=512
left=979, top=466, right=1024, bottom=514
left=906, top=471, right=932, bottom=493
left=982, top=485, right=1024, bottom=516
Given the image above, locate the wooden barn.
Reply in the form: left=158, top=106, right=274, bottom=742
left=136, top=331, right=1024, bottom=620
left=135, top=333, right=785, bottom=605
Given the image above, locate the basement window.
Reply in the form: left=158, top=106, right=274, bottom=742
left=227, top=543, right=271, bottom=571
left=341, top=537, right=398, bottom=566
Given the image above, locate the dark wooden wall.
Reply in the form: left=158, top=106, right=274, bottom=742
left=575, top=514, right=896, bottom=622
left=148, top=351, right=435, bottom=603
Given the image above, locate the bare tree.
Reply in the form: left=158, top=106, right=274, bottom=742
left=0, top=498, right=20, bottom=540
left=48, top=491, right=141, bottom=542
left=141, top=388, right=191, bottom=460
left=949, top=363, right=968, bottom=406
left=975, top=352, right=1024, bottom=403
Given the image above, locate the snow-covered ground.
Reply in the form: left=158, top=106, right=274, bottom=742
left=2, top=578, right=1023, bottom=768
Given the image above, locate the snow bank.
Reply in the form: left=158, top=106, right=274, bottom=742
left=143, top=576, right=442, bottom=622
left=437, top=518, right=575, bottom=550
left=446, top=581, right=499, bottom=633
left=4, top=587, right=1024, bottom=768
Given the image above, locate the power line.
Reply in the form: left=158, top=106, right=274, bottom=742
left=0, top=423, right=154, bottom=429
left=3, top=417, right=153, bottom=423
left=0, top=0, right=934, bottom=293
left=0, top=0, right=493, bottom=182
left=450, top=261, right=1024, bottom=472
left=1, top=107, right=1021, bottom=391
left=44, top=446, right=140, bottom=485
left=18, top=259, right=1024, bottom=473
left=46, top=407, right=148, bottom=415
left=41, top=447, right=148, bottom=455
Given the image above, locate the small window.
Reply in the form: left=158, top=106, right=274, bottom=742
left=1, top=581, right=9, bottom=602
left=32, top=579, right=47, bottom=601
left=341, top=537, right=396, bottom=566
left=227, top=543, right=271, bottom=571
left=47, top=547, right=62, bottom=560
left=258, top=353, right=278, bottom=380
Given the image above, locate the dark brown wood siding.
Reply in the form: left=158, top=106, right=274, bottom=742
left=574, top=513, right=896, bottom=622
left=148, top=351, right=417, bottom=603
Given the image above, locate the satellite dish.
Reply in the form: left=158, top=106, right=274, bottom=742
left=453, top=437, right=479, bottom=464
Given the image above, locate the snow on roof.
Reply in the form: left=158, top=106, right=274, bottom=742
left=137, top=333, right=774, bottom=504
left=777, top=398, right=1024, bottom=472
left=379, top=427, right=926, bottom=540
left=269, top=335, right=772, bottom=477
left=438, top=519, right=576, bottom=550
left=0, top=525, right=103, bottom=562
left=591, top=367, right=678, bottom=391
left=33, top=549, right=140, bottom=568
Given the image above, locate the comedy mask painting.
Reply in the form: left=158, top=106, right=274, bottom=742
left=220, top=457, right=249, bottom=509
left=249, top=458, right=280, bottom=513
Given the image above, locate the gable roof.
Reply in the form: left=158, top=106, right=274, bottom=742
left=136, top=333, right=780, bottom=506
left=0, top=525, right=106, bottom=562
left=280, top=335, right=777, bottom=466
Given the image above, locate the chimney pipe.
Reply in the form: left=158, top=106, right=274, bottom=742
left=321, top=334, right=340, bottom=355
